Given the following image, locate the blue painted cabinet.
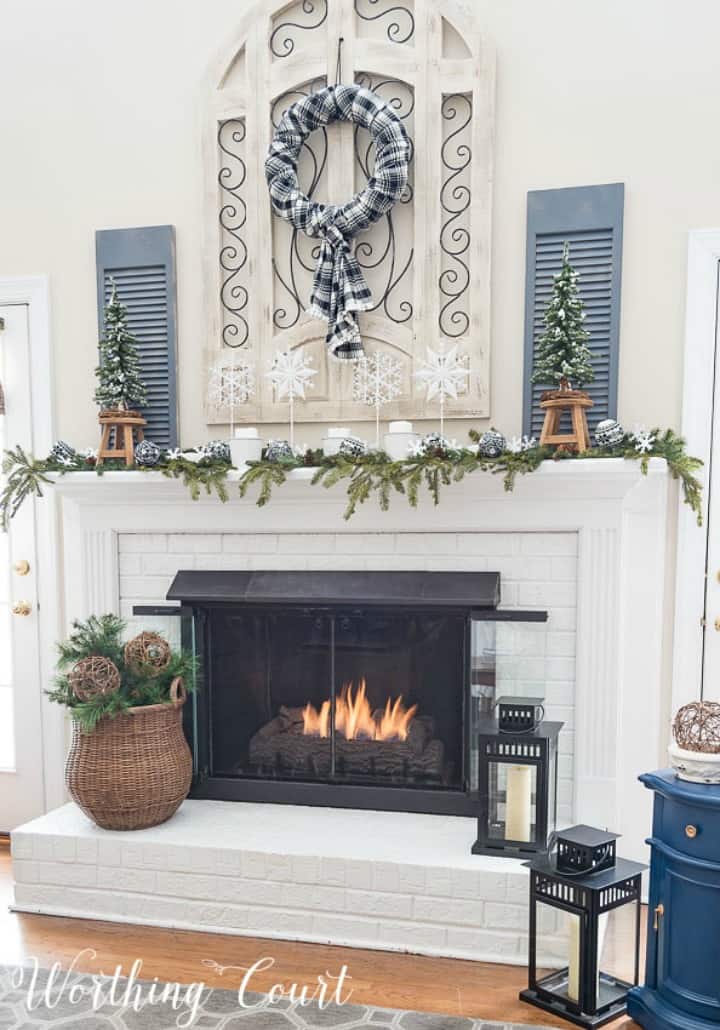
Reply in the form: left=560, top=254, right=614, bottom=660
left=628, top=770, right=720, bottom=1030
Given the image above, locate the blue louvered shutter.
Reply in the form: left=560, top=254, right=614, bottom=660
left=95, top=226, right=178, bottom=448
left=522, top=184, right=624, bottom=437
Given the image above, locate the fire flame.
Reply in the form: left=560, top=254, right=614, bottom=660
left=302, top=679, right=418, bottom=742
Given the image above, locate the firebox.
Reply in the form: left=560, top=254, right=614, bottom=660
left=139, top=570, right=547, bottom=817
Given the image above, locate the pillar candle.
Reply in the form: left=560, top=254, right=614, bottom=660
left=567, top=912, right=581, bottom=1003
left=505, top=764, right=533, bottom=842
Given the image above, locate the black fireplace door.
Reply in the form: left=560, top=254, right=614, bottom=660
left=205, top=606, right=467, bottom=792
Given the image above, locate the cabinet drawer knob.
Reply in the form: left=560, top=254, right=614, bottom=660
left=685, top=824, right=698, bottom=839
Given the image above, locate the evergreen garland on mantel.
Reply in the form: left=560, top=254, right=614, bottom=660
left=1, top=428, right=703, bottom=530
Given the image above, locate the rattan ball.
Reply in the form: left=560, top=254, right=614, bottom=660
left=673, top=701, right=720, bottom=754
left=124, top=631, right=172, bottom=676
left=69, top=655, right=121, bottom=702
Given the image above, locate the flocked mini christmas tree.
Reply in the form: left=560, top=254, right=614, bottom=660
left=531, top=242, right=594, bottom=392
left=94, top=282, right=147, bottom=412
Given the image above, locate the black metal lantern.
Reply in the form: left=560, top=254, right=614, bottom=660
left=520, top=827, right=646, bottom=1028
left=497, top=694, right=545, bottom=733
left=472, top=716, right=562, bottom=857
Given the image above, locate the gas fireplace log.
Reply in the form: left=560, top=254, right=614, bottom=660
left=248, top=718, right=445, bottom=780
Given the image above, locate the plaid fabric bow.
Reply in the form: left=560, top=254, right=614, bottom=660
left=266, top=84, right=411, bottom=361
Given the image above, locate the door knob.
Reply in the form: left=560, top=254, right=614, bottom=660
left=11, top=600, right=32, bottom=617
left=13, top=559, right=30, bottom=576
left=653, top=903, right=664, bottom=932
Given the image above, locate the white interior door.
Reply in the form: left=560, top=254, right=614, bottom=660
left=702, top=277, right=720, bottom=698
left=0, top=304, right=46, bottom=829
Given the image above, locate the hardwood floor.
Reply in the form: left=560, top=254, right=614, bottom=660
left=0, top=844, right=641, bottom=1027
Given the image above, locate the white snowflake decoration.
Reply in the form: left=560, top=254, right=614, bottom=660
left=207, top=357, right=255, bottom=438
left=207, top=359, right=255, bottom=409
left=165, top=448, right=183, bottom=461
left=631, top=426, right=656, bottom=454
left=413, top=345, right=469, bottom=435
left=265, top=348, right=317, bottom=448
left=507, top=435, right=537, bottom=454
left=265, top=349, right=316, bottom=401
left=353, top=352, right=403, bottom=447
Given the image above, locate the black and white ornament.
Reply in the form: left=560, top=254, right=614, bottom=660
left=50, top=440, right=77, bottom=465
left=338, top=435, right=367, bottom=459
left=415, top=432, right=453, bottom=457
left=265, top=439, right=295, bottom=463
left=134, top=440, right=161, bottom=467
left=477, top=429, right=506, bottom=459
left=203, top=439, right=232, bottom=463
left=594, top=419, right=625, bottom=448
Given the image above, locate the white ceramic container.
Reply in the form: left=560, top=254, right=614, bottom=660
left=384, top=420, right=418, bottom=461
left=230, top=427, right=263, bottom=465
left=322, top=427, right=352, bottom=456
left=669, top=741, right=720, bottom=784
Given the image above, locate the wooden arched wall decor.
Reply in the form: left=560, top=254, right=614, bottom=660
left=204, top=0, right=495, bottom=426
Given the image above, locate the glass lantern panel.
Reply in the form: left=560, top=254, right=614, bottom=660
left=468, top=618, right=548, bottom=791
left=547, top=737, right=558, bottom=838
left=590, top=902, right=639, bottom=1012
left=488, top=760, right=538, bottom=844
left=534, top=902, right=582, bottom=1005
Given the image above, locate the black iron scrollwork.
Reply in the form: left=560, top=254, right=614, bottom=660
left=271, top=80, right=328, bottom=330
left=270, top=0, right=329, bottom=58
left=353, top=75, right=414, bottom=324
left=218, top=118, right=249, bottom=348
left=439, top=93, right=472, bottom=339
left=354, top=0, right=415, bottom=45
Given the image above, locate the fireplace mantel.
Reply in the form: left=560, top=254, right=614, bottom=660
left=52, top=456, right=673, bottom=863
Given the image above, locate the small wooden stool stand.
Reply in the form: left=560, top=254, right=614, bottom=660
left=539, top=389, right=593, bottom=453
left=97, top=409, right=147, bottom=467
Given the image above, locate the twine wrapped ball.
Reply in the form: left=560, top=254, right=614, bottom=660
left=124, top=632, right=172, bottom=676
left=673, top=701, right=720, bottom=754
left=69, top=655, right=121, bottom=702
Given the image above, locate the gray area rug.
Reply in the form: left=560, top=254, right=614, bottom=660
left=0, top=966, right=550, bottom=1029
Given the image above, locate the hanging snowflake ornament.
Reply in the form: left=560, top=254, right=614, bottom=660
left=413, top=345, right=469, bottom=436
left=632, top=426, right=657, bottom=454
left=353, top=351, right=403, bottom=447
left=265, top=348, right=317, bottom=449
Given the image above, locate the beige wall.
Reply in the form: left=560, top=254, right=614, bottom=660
left=1, top=0, right=719, bottom=448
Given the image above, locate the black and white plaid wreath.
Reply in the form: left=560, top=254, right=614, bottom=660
left=265, top=84, right=411, bottom=361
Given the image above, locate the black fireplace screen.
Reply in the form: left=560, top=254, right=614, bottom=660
left=209, top=607, right=467, bottom=791
left=142, top=569, right=549, bottom=816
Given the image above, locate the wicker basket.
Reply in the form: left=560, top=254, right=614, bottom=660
left=65, top=678, right=192, bottom=831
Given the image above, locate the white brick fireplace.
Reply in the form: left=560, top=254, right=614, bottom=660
left=12, top=458, right=672, bottom=962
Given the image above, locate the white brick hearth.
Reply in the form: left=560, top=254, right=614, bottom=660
left=13, top=459, right=672, bottom=961
left=13, top=802, right=544, bottom=964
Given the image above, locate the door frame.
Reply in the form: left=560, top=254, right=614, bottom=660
left=0, top=275, right=65, bottom=813
left=672, top=231, right=720, bottom=711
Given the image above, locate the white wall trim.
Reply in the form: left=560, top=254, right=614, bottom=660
left=672, top=231, right=720, bottom=711
left=0, top=275, right=65, bottom=812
